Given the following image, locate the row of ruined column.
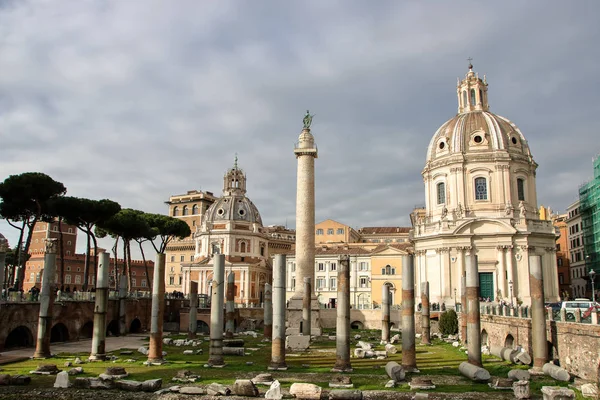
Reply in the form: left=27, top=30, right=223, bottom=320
left=23, top=240, right=549, bottom=374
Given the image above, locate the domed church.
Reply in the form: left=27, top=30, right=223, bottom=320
left=183, top=158, right=271, bottom=306
left=411, top=64, right=559, bottom=306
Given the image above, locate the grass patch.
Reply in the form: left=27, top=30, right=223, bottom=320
left=0, top=329, right=586, bottom=398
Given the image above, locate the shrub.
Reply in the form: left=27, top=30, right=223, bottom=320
left=439, top=309, right=458, bottom=335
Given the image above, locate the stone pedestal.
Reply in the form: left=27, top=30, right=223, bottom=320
left=286, top=296, right=321, bottom=336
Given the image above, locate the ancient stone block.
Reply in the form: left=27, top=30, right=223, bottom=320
left=232, top=379, right=259, bottom=397
left=289, top=383, right=322, bottom=400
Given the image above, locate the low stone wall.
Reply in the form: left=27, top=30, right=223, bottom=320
left=475, top=313, right=600, bottom=382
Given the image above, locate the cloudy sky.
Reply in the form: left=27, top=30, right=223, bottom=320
left=1, top=1, right=599, bottom=255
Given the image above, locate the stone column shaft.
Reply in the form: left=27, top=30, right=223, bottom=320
left=269, top=254, right=287, bottom=370
left=466, top=255, right=482, bottom=367
left=225, top=272, right=235, bottom=339
left=529, top=255, right=548, bottom=369
left=264, top=283, right=273, bottom=338
left=332, top=255, right=351, bottom=372
left=188, top=281, right=198, bottom=339
left=381, top=285, right=390, bottom=342
left=460, top=275, right=467, bottom=342
left=401, top=255, right=417, bottom=371
left=90, top=252, right=110, bottom=360
left=118, top=274, right=127, bottom=336
left=302, top=277, right=312, bottom=336
left=148, top=253, right=166, bottom=363
left=33, top=239, right=57, bottom=358
left=208, top=254, right=225, bottom=366
left=421, top=281, right=431, bottom=344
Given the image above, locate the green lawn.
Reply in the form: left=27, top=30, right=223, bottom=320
left=0, top=329, right=586, bottom=399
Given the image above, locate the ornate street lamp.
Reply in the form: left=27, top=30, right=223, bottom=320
left=509, top=280, right=514, bottom=307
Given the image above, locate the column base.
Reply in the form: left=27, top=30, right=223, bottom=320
left=88, top=354, right=106, bottom=362
left=268, top=363, right=288, bottom=371
left=331, top=365, right=353, bottom=373
left=145, top=358, right=166, bottom=365
left=32, top=354, right=53, bottom=359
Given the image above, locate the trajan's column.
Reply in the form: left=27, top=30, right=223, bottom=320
left=288, top=110, right=321, bottom=335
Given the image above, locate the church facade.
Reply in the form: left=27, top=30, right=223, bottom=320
left=411, top=64, right=560, bottom=306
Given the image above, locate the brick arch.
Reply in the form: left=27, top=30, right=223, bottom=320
left=481, top=329, right=488, bottom=346
left=504, top=334, right=515, bottom=348
left=4, top=325, right=34, bottom=349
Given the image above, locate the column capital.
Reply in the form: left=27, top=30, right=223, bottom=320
left=44, top=238, right=58, bottom=254
left=436, top=247, right=450, bottom=253
left=520, top=245, right=535, bottom=252
left=544, top=247, right=557, bottom=253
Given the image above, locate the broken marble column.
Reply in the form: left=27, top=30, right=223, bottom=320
left=460, top=274, right=467, bottom=343
left=381, top=284, right=390, bottom=342
left=542, top=363, right=570, bottom=382
left=269, top=254, right=287, bottom=370
left=188, top=281, right=198, bottom=339
left=529, top=255, right=548, bottom=371
left=540, top=386, right=575, bottom=399
left=458, top=361, right=490, bottom=382
left=466, top=254, right=482, bottom=367
left=208, top=254, right=225, bottom=367
left=332, top=255, right=351, bottom=372
left=148, top=253, right=166, bottom=363
left=33, top=238, right=58, bottom=358
left=421, top=281, right=431, bottom=345
left=118, top=274, right=128, bottom=336
left=90, top=251, right=111, bottom=361
left=225, top=272, right=235, bottom=339
left=264, top=282, right=272, bottom=339
left=401, top=254, right=417, bottom=371
left=302, top=277, right=312, bottom=336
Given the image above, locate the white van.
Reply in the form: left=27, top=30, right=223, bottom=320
left=561, top=299, right=597, bottom=320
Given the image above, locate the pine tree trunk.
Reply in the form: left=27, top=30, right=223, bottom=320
left=17, top=217, right=38, bottom=290
left=127, top=241, right=133, bottom=291
left=112, top=237, right=119, bottom=291
left=91, top=234, right=98, bottom=290
left=83, top=229, right=91, bottom=291
left=138, top=241, right=151, bottom=291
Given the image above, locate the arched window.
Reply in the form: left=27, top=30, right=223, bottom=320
left=173, top=206, right=179, bottom=217
left=192, top=204, right=199, bottom=215
left=517, top=178, right=525, bottom=201
left=479, top=89, right=483, bottom=105
left=475, top=177, right=488, bottom=200
left=462, top=91, right=468, bottom=107
left=30, top=272, right=35, bottom=282
left=470, top=89, right=476, bottom=106
left=240, top=242, right=247, bottom=253
left=182, top=206, right=189, bottom=216
left=437, top=182, right=446, bottom=204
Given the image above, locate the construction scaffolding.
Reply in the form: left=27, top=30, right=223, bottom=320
left=579, top=154, right=600, bottom=274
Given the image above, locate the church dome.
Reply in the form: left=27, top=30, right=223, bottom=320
left=204, top=195, right=263, bottom=225
left=203, top=157, right=263, bottom=226
left=425, top=65, right=533, bottom=164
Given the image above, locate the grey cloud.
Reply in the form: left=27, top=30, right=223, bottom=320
left=1, top=1, right=599, bottom=253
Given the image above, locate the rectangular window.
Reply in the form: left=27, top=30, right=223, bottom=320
left=318, top=263, right=325, bottom=271
left=327, top=228, right=334, bottom=235
left=179, top=276, right=183, bottom=285
left=330, top=278, right=337, bottom=290
left=359, top=262, right=368, bottom=271
left=170, top=255, right=175, bottom=262
left=65, top=275, right=71, bottom=284
left=75, top=275, right=81, bottom=284
left=316, top=278, right=325, bottom=289
left=359, top=277, right=368, bottom=288
left=437, top=182, right=445, bottom=204
left=337, top=228, right=344, bottom=234
left=316, top=229, right=324, bottom=235
left=190, top=255, right=194, bottom=261
left=141, top=279, right=147, bottom=287
left=180, top=255, right=185, bottom=262
left=169, top=276, right=174, bottom=285
left=132, top=278, right=137, bottom=287
left=330, top=263, right=337, bottom=271
left=559, top=274, right=564, bottom=284
left=517, top=178, right=525, bottom=201
left=291, top=278, right=296, bottom=291
left=475, top=177, right=488, bottom=200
